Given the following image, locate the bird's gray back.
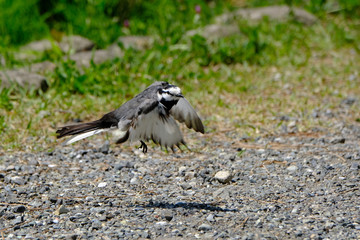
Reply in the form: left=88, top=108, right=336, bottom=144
left=112, top=81, right=168, bottom=120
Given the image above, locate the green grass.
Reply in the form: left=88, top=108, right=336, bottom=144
left=0, top=0, right=360, bottom=152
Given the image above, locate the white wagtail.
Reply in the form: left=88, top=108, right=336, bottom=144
left=56, top=81, right=204, bottom=152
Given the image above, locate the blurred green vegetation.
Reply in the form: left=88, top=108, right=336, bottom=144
left=0, top=0, right=359, bottom=151
left=1, top=0, right=359, bottom=47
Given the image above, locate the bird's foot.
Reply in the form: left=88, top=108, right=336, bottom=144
left=139, top=140, right=148, bottom=153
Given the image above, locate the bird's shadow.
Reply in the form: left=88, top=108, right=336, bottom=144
left=135, top=200, right=238, bottom=212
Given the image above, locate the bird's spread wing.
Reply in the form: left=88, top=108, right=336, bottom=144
left=129, top=99, right=184, bottom=148
left=170, top=98, right=205, bottom=133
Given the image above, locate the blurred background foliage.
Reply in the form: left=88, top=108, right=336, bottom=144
left=0, top=0, right=359, bottom=48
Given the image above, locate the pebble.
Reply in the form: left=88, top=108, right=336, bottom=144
left=13, top=216, right=24, bottom=225
left=198, top=223, right=212, bottom=231
left=350, top=162, right=359, bottom=170
left=91, top=219, right=102, bottom=229
left=114, top=161, right=134, bottom=170
left=155, top=221, right=168, bottom=226
left=130, top=177, right=139, bottom=185
left=206, top=214, right=215, bottom=222
left=330, top=137, right=346, bottom=144
left=98, top=140, right=110, bottom=154
left=286, top=165, right=298, bottom=172
left=10, top=176, right=25, bottom=185
left=178, top=166, right=187, bottom=176
left=54, top=205, right=69, bottom=215
left=13, top=205, right=26, bottom=213
left=214, top=170, right=232, bottom=184
left=97, top=182, right=107, bottom=188
left=163, top=210, right=173, bottom=222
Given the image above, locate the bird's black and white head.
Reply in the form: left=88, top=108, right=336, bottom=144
left=157, top=84, right=184, bottom=110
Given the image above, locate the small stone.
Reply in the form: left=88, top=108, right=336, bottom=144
left=330, top=137, right=345, bottom=144
left=13, top=205, right=26, bottom=213
left=10, top=176, right=25, bottom=185
left=181, top=183, right=192, bottom=190
left=114, top=161, right=134, bottom=170
left=54, top=205, right=70, bottom=215
left=214, top=170, right=232, bottom=184
left=98, top=140, right=110, bottom=154
left=91, top=219, right=102, bottom=230
left=13, top=216, right=24, bottom=225
left=325, top=220, right=335, bottom=229
left=98, top=182, right=107, bottom=188
left=137, top=167, right=151, bottom=175
left=291, top=207, right=300, bottom=214
left=341, top=97, right=356, bottom=106
left=178, top=166, right=187, bottom=175
left=198, top=223, right=212, bottom=231
left=155, top=221, right=168, bottom=226
left=213, top=187, right=231, bottom=198
left=6, top=165, right=15, bottom=171
left=206, top=214, right=215, bottom=222
left=163, top=210, right=173, bottom=222
left=350, top=162, right=359, bottom=170
left=130, top=177, right=139, bottom=185
left=286, top=165, right=298, bottom=172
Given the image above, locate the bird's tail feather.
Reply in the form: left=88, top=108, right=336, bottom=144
left=64, top=129, right=108, bottom=145
left=56, top=120, right=102, bottom=138
left=56, top=120, right=108, bottom=145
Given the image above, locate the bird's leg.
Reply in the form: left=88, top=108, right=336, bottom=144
left=139, top=140, right=148, bottom=153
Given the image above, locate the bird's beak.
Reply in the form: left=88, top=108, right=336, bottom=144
left=176, top=93, right=184, bottom=98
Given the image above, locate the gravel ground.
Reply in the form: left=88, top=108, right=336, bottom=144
left=1, top=114, right=360, bottom=239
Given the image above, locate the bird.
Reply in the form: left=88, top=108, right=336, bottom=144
left=56, top=81, right=205, bottom=153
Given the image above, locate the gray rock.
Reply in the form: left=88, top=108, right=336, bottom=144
left=214, top=170, right=232, bottom=184
left=13, top=216, right=24, bottom=225
left=117, top=36, right=154, bottom=50
left=198, top=223, right=212, bottom=231
left=185, top=24, right=240, bottom=41
left=286, top=165, right=298, bottom=172
left=325, top=221, right=335, bottom=229
left=68, top=45, right=123, bottom=68
left=206, top=214, right=215, bottom=222
left=350, top=162, right=359, bottom=170
left=54, top=205, right=70, bottom=215
left=21, top=39, right=53, bottom=52
left=97, top=182, right=107, bottom=188
left=215, top=5, right=317, bottom=25
left=330, top=137, right=346, bottom=144
left=21, top=35, right=94, bottom=54
left=13, top=205, right=26, bottom=213
left=0, top=69, right=48, bottom=91
left=91, top=219, right=102, bottom=230
left=58, top=35, right=95, bottom=53
left=114, top=161, right=134, bottom=170
left=10, top=176, right=25, bottom=185
left=130, top=177, right=139, bottom=185
left=163, top=210, right=173, bottom=222
left=98, top=141, right=110, bottom=154
left=22, top=61, right=56, bottom=73
left=213, top=187, right=231, bottom=198
left=178, top=166, right=187, bottom=176
left=180, top=183, right=192, bottom=190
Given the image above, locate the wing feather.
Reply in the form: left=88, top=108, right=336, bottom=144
left=170, top=98, right=205, bottom=133
left=129, top=101, right=184, bottom=148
